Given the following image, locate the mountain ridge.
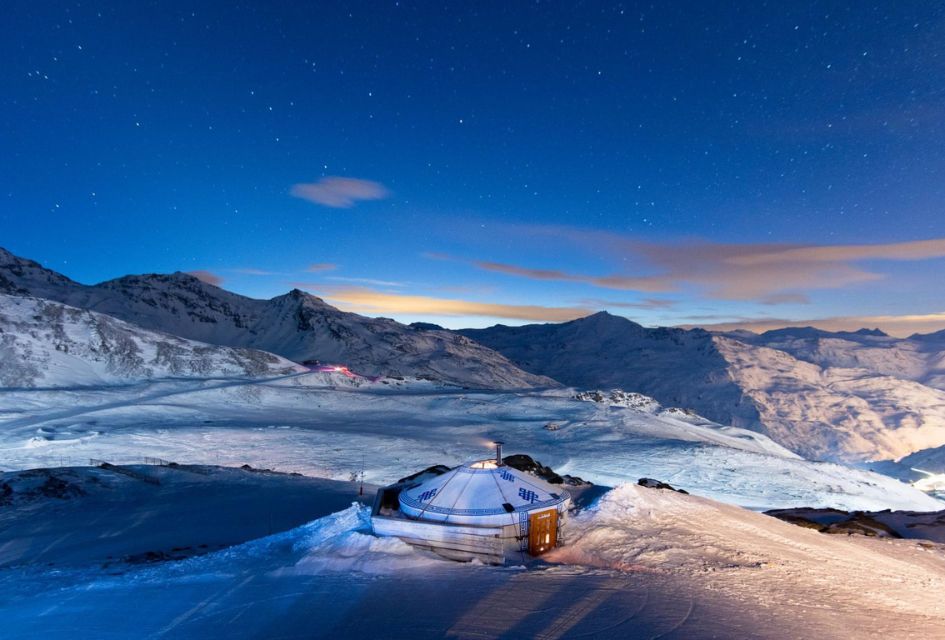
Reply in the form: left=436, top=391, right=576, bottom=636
left=459, top=313, right=945, bottom=461
left=0, top=248, right=555, bottom=390
left=0, top=293, right=305, bottom=387
left=6, top=247, right=945, bottom=461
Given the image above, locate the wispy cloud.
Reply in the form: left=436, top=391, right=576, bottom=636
left=443, top=226, right=945, bottom=303
left=325, top=276, right=406, bottom=287
left=290, top=278, right=405, bottom=292
left=725, top=239, right=945, bottom=266
left=186, top=270, right=223, bottom=286
left=290, top=176, right=389, bottom=208
left=578, top=297, right=677, bottom=310
left=322, top=287, right=592, bottom=322
left=230, top=268, right=282, bottom=276
left=472, top=260, right=673, bottom=292
left=759, top=293, right=810, bottom=306
left=681, top=312, right=945, bottom=338
left=306, top=263, right=337, bottom=273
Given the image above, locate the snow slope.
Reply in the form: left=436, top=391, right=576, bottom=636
left=546, top=484, right=945, bottom=634
left=460, top=312, right=945, bottom=461
left=714, top=336, right=945, bottom=461
left=0, top=465, right=369, bottom=569
left=1, top=375, right=940, bottom=512
left=740, top=326, right=945, bottom=390
left=2, top=482, right=944, bottom=639
left=459, top=312, right=764, bottom=429
left=0, top=294, right=305, bottom=387
left=0, top=248, right=554, bottom=390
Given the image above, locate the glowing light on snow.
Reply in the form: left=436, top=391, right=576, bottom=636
left=912, top=468, right=945, bottom=492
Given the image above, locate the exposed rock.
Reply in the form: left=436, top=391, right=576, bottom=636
left=637, top=478, right=689, bottom=494
left=503, top=454, right=590, bottom=487
left=823, top=514, right=902, bottom=538
left=574, top=389, right=662, bottom=413
left=766, top=507, right=945, bottom=542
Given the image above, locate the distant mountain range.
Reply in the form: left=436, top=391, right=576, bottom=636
left=3, top=246, right=945, bottom=462
left=458, top=313, right=945, bottom=462
left=0, top=248, right=553, bottom=390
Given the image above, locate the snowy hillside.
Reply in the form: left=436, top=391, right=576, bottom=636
left=714, top=336, right=945, bottom=461
left=461, top=313, right=945, bottom=461
left=897, top=444, right=945, bottom=474
left=0, top=294, right=305, bottom=387
left=3, top=478, right=944, bottom=639
left=460, top=312, right=764, bottom=427
left=2, top=375, right=940, bottom=512
left=738, top=326, right=945, bottom=390
left=0, top=248, right=553, bottom=390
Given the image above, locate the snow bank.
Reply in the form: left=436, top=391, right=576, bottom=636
left=547, top=484, right=945, bottom=619
left=150, top=503, right=447, bottom=580
left=277, top=504, right=443, bottom=575
left=548, top=484, right=769, bottom=573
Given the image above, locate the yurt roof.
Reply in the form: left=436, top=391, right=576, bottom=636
left=399, top=459, right=570, bottom=524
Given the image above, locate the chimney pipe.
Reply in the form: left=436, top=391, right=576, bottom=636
left=495, top=441, right=504, bottom=465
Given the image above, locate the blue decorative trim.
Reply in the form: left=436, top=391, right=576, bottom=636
left=518, top=488, right=539, bottom=503
left=519, top=512, right=528, bottom=550
left=400, top=492, right=567, bottom=516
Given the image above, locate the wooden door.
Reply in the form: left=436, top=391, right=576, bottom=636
left=528, top=509, right=558, bottom=556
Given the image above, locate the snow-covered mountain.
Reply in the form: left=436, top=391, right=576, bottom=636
left=733, top=326, right=945, bottom=391
left=7, top=246, right=945, bottom=462
left=0, top=248, right=554, bottom=390
left=460, top=312, right=945, bottom=462
left=0, top=294, right=305, bottom=387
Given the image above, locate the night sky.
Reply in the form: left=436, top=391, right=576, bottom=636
left=4, top=2, right=945, bottom=333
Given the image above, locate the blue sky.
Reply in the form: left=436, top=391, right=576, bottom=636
left=3, top=2, right=945, bottom=333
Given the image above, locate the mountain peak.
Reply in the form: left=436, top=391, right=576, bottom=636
left=573, top=310, right=644, bottom=330
left=0, top=247, right=80, bottom=295
left=275, top=288, right=328, bottom=306
left=849, top=328, right=888, bottom=337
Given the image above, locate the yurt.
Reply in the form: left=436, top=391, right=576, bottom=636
left=371, top=445, right=571, bottom=564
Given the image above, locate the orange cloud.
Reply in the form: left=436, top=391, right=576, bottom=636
left=578, top=298, right=677, bottom=310
left=319, top=287, right=592, bottom=322
left=290, top=176, right=389, bottom=208
left=724, top=238, right=945, bottom=266
left=446, top=226, right=945, bottom=302
left=759, top=293, right=810, bottom=306
left=472, top=260, right=673, bottom=292
left=306, top=263, right=337, bottom=272
left=186, top=270, right=223, bottom=286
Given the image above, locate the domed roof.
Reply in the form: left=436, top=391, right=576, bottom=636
left=399, top=459, right=570, bottom=526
